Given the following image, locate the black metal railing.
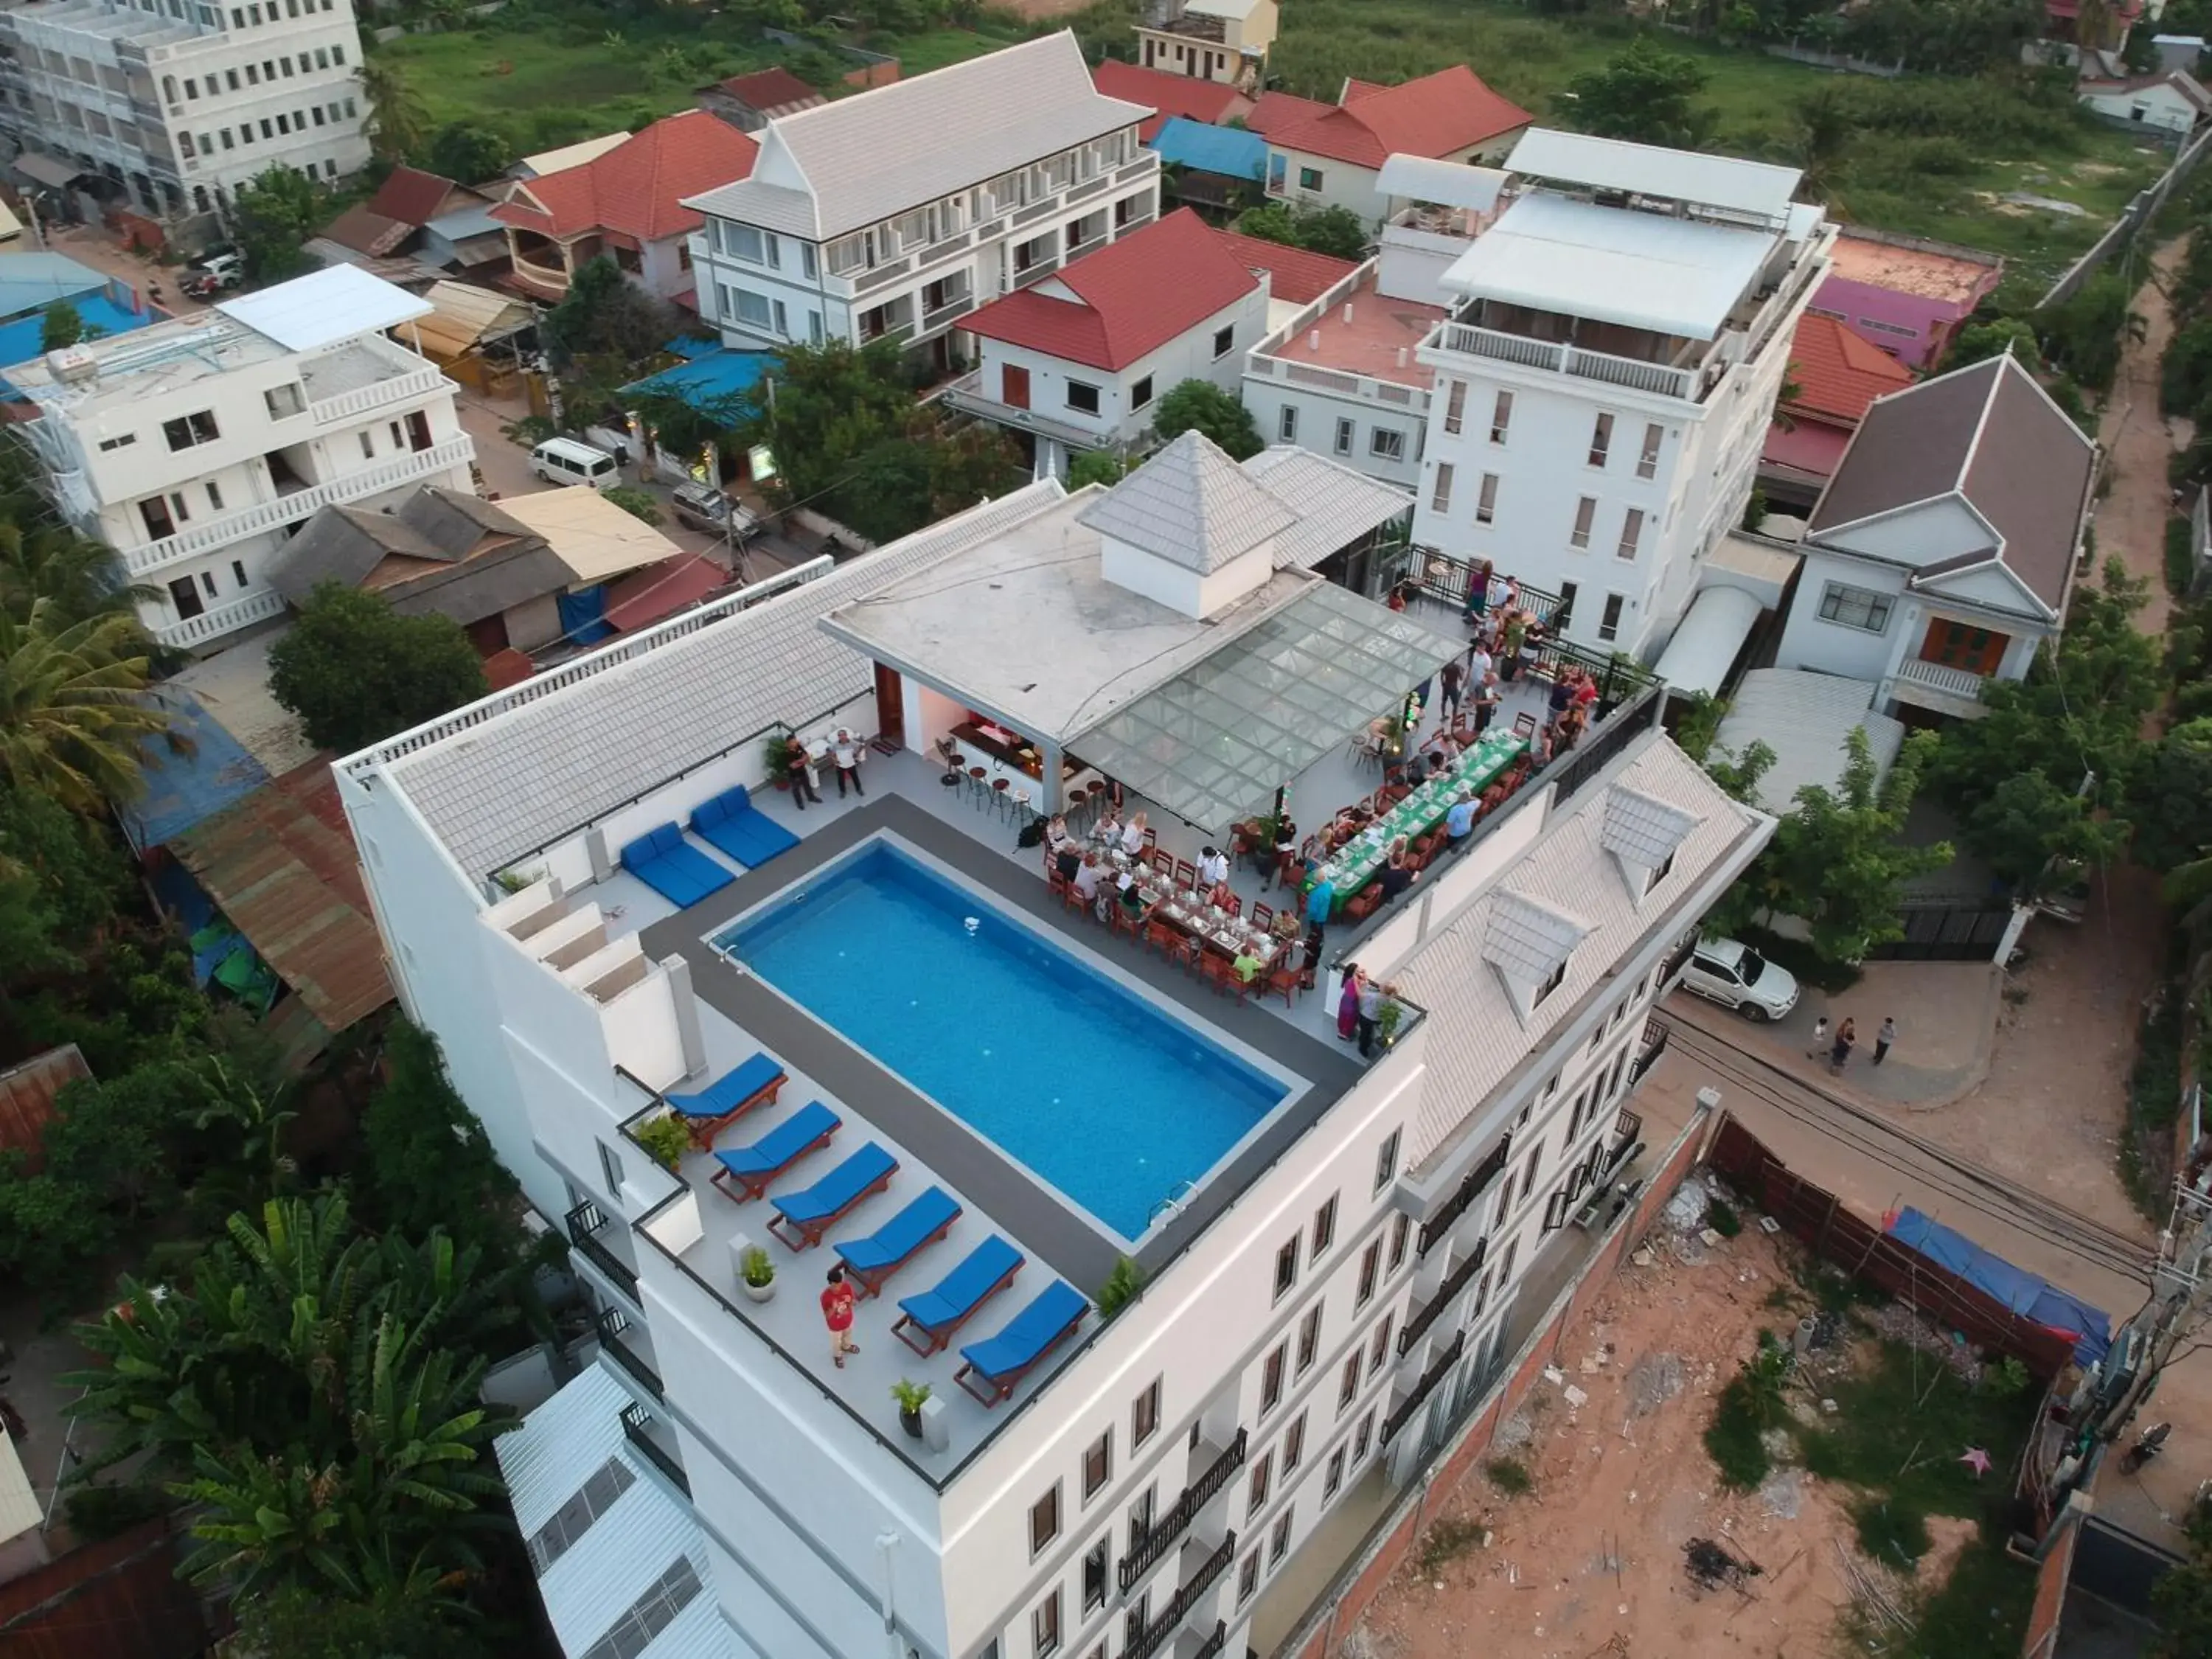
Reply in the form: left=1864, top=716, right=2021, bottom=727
left=598, top=1307, right=663, bottom=1399
left=1613, top=1106, right=1644, bottom=1144
left=1192, top=1621, right=1229, bottom=1659
left=1548, top=683, right=1663, bottom=808
left=1630, top=1018, right=1669, bottom=1086
left=1124, top=1532, right=1237, bottom=1659
left=620, top=1402, right=689, bottom=1498
left=1380, top=1329, right=1464, bottom=1446
left=1399, top=1236, right=1486, bottom=1356
left=1120, top=1430, right=1248, bottom=1593
left=1657, top=932, right=1699, bottom=990
left=566, top=1200, right=641, bottom=1304
left=1392, top=545, right=1568, bottom=631
left=1418, top=1134, right=1512, bottom=1257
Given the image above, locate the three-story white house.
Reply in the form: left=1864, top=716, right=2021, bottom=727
left=1411, top=128, right=1834, bottom=658
left=8, top=264, right=472, bottom=650
left=683, top=32, right=1161, bottom=373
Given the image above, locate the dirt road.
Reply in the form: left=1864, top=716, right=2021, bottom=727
left=2093, top=237, right=2189, bottom=634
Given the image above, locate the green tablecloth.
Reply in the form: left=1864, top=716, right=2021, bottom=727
left=1310, top=731, right=1527, bottom=910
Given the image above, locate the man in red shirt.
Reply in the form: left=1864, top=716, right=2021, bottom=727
left=821, top=1266, right=859, bottom=1367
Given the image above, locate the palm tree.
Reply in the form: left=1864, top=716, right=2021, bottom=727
left=0, top=599, right=173, bottom=810
left=0, top=519, right=155, bottom=625
left=357, top=56, right=429, bottom=163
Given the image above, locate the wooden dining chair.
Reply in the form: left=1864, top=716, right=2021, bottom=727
left=1251, top=902, right=1273, bottom=933
left=1512, top=711, right=1538, bottom=739
left=1225, top=894, right=1242, bottom=919
left=1175, top=858, right=1197, bottom=889
left=1265, top=964, right=1301, bottom=1008
left=1142, top=827, right=1158, bottom=852
left=1152, top=849, right=1176, bottom=878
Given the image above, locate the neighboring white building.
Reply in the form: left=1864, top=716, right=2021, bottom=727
left=1133, top=0, right=1278, bottom=92
left=335, top=435, right=1771, bottom=1659
left=1412, top=129, right=1834, bottom=658
left=684, top=33, right=1161, bottom=372
left=1774, top=353, right=2096, bottom=721
left=8, top=264, right=473, bottom=650
left=1260, top=66, right=1531, bottom=229
left=0, top=0, right=372, bottom=220
left=2075, top=67, right=2212, bottom=133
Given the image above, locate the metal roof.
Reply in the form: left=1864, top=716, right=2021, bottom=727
left=0, top=1043, right=90, bottom=1164
left=1241, top=445, right=1413, bottom=570
left=118, top=689, right=271, bottom=853
left=1076, top=428, right=1297, bottom=572
left=216, top=265, right=433, bottom=352
left=1068, top=580, right=1464, bottom=833
left=1441, top=190, right=1775, bottom=341
left=1375, top=153, right=1509, bottom=212
left=495, top=486, right=688, bottom=585
left=0, top=251, right=111, bottom=320
left=1506, top=128, right=1803, bottom=223
left=1711, top=668, right=1905, bottom=815
left=1147, top=115, right=1267, bottom=179
left=1650, top=583, right=1761, bottom=700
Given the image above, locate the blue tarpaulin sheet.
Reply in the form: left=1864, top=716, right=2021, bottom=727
left=624, top=347, right=776, bottom=414
left=117, top=690, right=270, bottom=854
left=1885, top=1207, right=2112, bottom=1366
left=557, top=584, right=612, bottom=646
left=1148, top=116, right=1267, bottom=180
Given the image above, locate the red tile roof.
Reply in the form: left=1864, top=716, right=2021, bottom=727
left=1340, top=77, right=1391, bottom=103
left=606, top=553, right=731, bottom=633
left=1267, top=65, right=1531, bottom=170
left=490, top=111, right=758, bottom=244
left=1782, top=313, right=1916, bottom=428
left=369, top=165, right=462, bottom=225
left=1213, top=229, right=1359, bottom=305
left=964, top=208, right=1262, bottom=372
left=717, top=67, right=825, bottom=114
left=481, top=647, right=536, bottom=691
left=1092, top=60, right=1251, bottom=140
left=323, top=203, right=413, bottom=257
left=1245, top=89, right=1333, bottom=138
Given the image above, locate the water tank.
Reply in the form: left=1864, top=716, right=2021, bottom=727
left=44, top=346, right=97, bottom=384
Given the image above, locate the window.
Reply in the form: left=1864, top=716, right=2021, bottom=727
left=723, top=221, right=765, bottom=262
left=1312, top=1194, right=1338, bottom=1256
left=1597, top=592, right=1625, bottom=644
left=1374, top=1129, right=1400, bottom=1194
left=1238, top=1551, right=1262, bottom=1607
left=1246, top=1450, right=1272, bottom=1518
left=314, top=46, right=328, bottom=67
left=1816, top=581, right=1893, bottom=633
left=1369, top=428, right=1405, bottom=462
left=731, top=288, right=772, bottom=329
left=1130, top=375, right=1153, bottom=410
left=1281, top=1411, right=1307, bottom=1475
left=801, top=242, right=818, bottom=279
left=1032, top=1587, right=1061, bottom=1658
left=1443, top=379, right=1466, bottom=435
left=1490, top=389, right=1513, bottom=443
left=1065, top=381, right=1101, bottom=416
left=597, top=1140, right=624, bottom=1194
left=1570, top=495, right=1595, bottom=549
left=330, top=43, right=345, bottom=64
left=1536, top=957, right=1568, bottom=1006
left=1354, top=1238, right=1380, bottom=1310
left=1323, top=1446, right=1346, bottom=1500
left=97, top=434, right=136, bottom=452
left=1131, top=1378, right=1161, bottom=1449
left=167, top=575, right=201, bottom=619
left=1298, top=166, right=1322, bottom=190
left=1279, top=405, right=1298, bottom=442
left=1269, top=1508, right=1293, bottom=1567
left=226, top=68, right=240, bottom=91
left=1496, top=1238, right=1519, bottom=1287
left=1476, top=472, right=1498, bottom=525
left=1646, top=852, right=1674, bottom=894
left=161, top=410, right=219, bottom=451
left=1337, top=1353, right=1361, bottom=1414
left=1295, top=1303, right=1323, bottom=1376
left=1127, top=1484, right=1155, bottom=1554
left=1587, top=411, right=1613, bottom=467
left=1544, top=1186, right=1572, bottom=1232
left=219, top=129, right=233, bottom=149
left=259, top=119, right=272, bottom=139
left=1367, top=1315, right=1394, bottom=1378
left=1430, top=462, right=1453, bottom=515
left=1638, top=422, right=1662, bottom=480
left=1387, top=1212, right=1410, bottom=1273
left=1273, top=1235, right=1298, bottom=1302
left=358, top=431, right=375, bottom=459
left=1213, top=324, right=1234, bottom=359
left=1616, top=507, right=1644, bottom=561
left=809, top=312, right=824, bottom=346
left=1030, top=1484, right=1061, bottom=1556
left=206, top=480, right=224, bottom=512
left=1333, top=417, right=1354, bottom=456
left=232, top=559, right=248, bottom=589
left=1518, top=1143, right=1544, bottom=1208
left=1082, top=1430, right=1111, bottom=1500
left=1082, top=1537, right=1109, bottom=1613
left=1260, top=1343, right=1286, bottom=1415
left=1353, top=1410, right=1374, bottom=1464
left=139, top=496, right=175, bottom=540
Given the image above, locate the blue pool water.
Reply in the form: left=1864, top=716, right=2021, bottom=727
left=717, top=841, right=1293, bottom=1239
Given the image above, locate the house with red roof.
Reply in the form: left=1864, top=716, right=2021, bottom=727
left=1092, top=59, right=1253, bottom=140
left=489, top=111, right=759, bottom=306
left=1262, top=66, right=1531, bottom=228
left=945, top=208, right=1272, bottom=463
left=698, top=66, right=829, bottom=133
left=1758, top=313, right=1916, bottom=509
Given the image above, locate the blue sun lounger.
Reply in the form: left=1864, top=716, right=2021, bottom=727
left=835, top=1186, right=961, bottom=1299
left=891, top=1235, right=1023, bottom=1355
left=711, top=1101, right=840, bottom=1202
left=956, top=1279, right=1089, bottom=1406
left=767, top=1141, right=897, bottom=1250
left=690, top=785, right=801, bottom=869
left=619, top=822, right=734, bottom=908
left=664, top=1051, right=787, bottom=1150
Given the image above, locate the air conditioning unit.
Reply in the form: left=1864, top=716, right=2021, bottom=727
left=45, top=345, right=97, bottom=383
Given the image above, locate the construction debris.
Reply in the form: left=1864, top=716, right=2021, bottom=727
left=1683, top=1537, right=1762, bottom=1592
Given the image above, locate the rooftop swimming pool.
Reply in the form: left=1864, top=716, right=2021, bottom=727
left=714, top=838, right=1295, bottom=1240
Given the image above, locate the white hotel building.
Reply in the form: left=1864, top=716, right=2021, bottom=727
left=1410, top=131, right=1834, bottom=659
left=0, top=0, right=372, bottom=219
left=684, top=32, right=1161, bottom=370
left=8, top=264, right=471, bottom=649
left=337, top=438, right=1771, bottom=1659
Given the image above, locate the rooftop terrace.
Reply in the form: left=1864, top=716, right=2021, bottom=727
left=1252, top=268, right=1441, bottom=392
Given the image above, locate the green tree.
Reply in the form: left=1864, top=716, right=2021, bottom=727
left=233, top=165, right=328, bottom=282
left=0, top=518, right=148, bottom=627
left=268, top=584, right=488, bottom=755
left=1233, top=201, right=1368, bottom=260
left=0, top=784, right=128, bottom=994
left=1067, top=451, right=1131, bottom=490
left=420, top=121, right=514, bottom=184
left=925, top=421, right=1025, bottom=519
left=358, top=56, right=430, bottom=164
left=2152, top=1496, right=2212, bottom=1658
left=1949, top=318, right=2042, bottom=373
left=1149, top=380, right=1264, bottom=460
left=0, top=600, right=170, bottom=810
left=1561, top=41, right=1717, bottom=148
left=232, top=1581, right=481, bottom=1659
left=734, top=338, right=916, bottom=510
left=542, top=255, right=685, bottom=369
left=603, top=484, right=664, bottom=526
left=38, top=301, right=84, bottom=352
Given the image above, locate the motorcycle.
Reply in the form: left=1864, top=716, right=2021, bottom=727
left=2119, top=1421, right=2171, bottom=1474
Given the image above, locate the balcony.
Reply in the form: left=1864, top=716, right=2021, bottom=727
left=1011, top=254, right=1061, bottom=291
left=303, top=336, right=455, bottom=427
left=597, top=1305, right=662, bottom=1399
left=918, top=293, right=975, bottom=335
left=619, top=1401, right=689, bottom=1498
left=509, top=251, right=572, bottom=302
left=939, top=369, right=1114, bottom=453
left=1422, top=320, right=1697, bottom=403
left=1399, top=1235, right=1485, bottom=1357
left=122, top=434, right=476, bottom=579
left=566, top=1197, right=641, bottom=1306
left=1380, top=1328, right=1464, bottom=1446
left=1124, top=1531, right=1236, bottom=1659
left=1417, top=1132, right=1511, bottom=1258
left=1890, top=655, right=1992, bottom=719
left=1121, top=1430, right=1248, bottom=1593
left=1629, top=1015, right=1669, bottom=1086
left=152, top=585, right=286, bottom=649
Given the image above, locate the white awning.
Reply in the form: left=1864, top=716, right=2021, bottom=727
left=1376, top=154, right=1509, bottom=214
left=1652, top=585, right=1761, bottom=700
left=217, top=264, right=432, bottom=350
left=1506, top=128, right=1802, bottom=223
left=13, top=153, right=86, bottom=190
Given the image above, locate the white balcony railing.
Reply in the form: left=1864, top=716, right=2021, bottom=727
left=311, top=361, right=453, bottom=427
left=122, top=434, right=476, bottom=577
left=153, top=585, right=286, bottom=648
left=1423, top=321, right=1698, bottom=402
left=1893, top=656, right=1990, bottom=700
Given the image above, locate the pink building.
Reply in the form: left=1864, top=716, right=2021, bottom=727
left=1806, top=226, right=2003, bottom=371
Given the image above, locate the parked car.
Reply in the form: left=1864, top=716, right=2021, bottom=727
left=191, top=251, right=243, bottom=289
left=531, top=437, right=619, bottom=490
left=671, top=481, right=757, bottom=539
left=1681, top=937, right=1799, bottom=1022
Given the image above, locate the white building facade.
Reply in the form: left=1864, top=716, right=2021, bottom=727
left=9, top=265, right=471, bottom=649
left=0, top=0, right=372, bottom=220
left=684, top=33, right=1160, bottom=364
left=1410, top=131, right=1833, bottom=658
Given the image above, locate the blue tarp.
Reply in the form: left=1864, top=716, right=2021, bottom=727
left=1885, top=1207, right=2112, bottom=1366
left=0, top=289, right=154, bottom=394
left=624, top=347, right=776, bottom=414
left=117, top=690, right=270, bottom=855
left=1148, top=116, right=1267, bottom=181
left=557, top=584, right=612, bottom=646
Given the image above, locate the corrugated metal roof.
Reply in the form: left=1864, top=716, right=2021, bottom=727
left=1147, top=115, right=1266, bottom=179
left=1076, top=428, right=1297, bottom=573
left=1711, top=668, right=1905, bottom=815
left=1506, top=128, right=1803, bottom=222
left=1650, top=583, right=1762, bottom=699
left=496, top=487, right=687, bottom=585
left=167, top=759, right=393, bottom=1032
left=118, top=689, right=271, bottom=853
left=1241, top=445, right=1412, bottom=570
left=217, top=265, right=433, bottom=352
left=0, top=1044, right=90, bottom=1164
left=1374, top=153, right=1509, bottom=212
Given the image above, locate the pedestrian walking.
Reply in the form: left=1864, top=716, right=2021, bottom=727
left=1808, top=1015, right=1829, bottom=1058
left=1873, top=1016, right=1896, bottom=1065
left=821, top=1266, right=859, bottom=1368
left=1828, top=1017, right=1856, bottom=1076
left=1439, top=658, right=1465, bottom=719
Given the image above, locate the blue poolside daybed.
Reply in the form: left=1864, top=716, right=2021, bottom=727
left=665, top=1051, right=787, bottom=1150
left=891, top=1234, right=1023, bottom=1355
left=768, top=1141, right=898, bottom=1250
left=836, top=1186, right=961, bottom=1300
left=619, top=821, right=735, bottom=908
left=690, top=785, right=801, bottom=869
left=956, top=1279, right=1088, bottom=1406
left=711, top=1100, right=840, bottom=1201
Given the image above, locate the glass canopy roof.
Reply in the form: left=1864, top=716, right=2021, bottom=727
left=1070, top=582, right=1467, bottom=835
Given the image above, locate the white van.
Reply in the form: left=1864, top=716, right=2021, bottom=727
left=531, top=437, right=620, bottom=490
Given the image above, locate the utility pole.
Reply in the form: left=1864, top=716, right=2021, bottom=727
left=2081, top=1169, right=2212, bottom=1456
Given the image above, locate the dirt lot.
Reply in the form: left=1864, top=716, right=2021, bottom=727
left=1350, top=1214, right=2020, bottom=1659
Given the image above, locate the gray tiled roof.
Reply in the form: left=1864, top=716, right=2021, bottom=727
left=683, top=33, right=1152, bottom=240
left=1480, top=888, right=1591, bottom=996
left=1077, top=429, right=1298, bottom=573
left=1600, top=783, right=1701, bottom=876
left=1240, top=445, right=1414, bottom=571
left=386, top=483, right=1068, bottom=880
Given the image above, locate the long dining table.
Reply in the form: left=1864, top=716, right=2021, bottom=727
left=1307, top=730, right=1528, bottom=914
left=1091, top=842, right=1286, bottom=970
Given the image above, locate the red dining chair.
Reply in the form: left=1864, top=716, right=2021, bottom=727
left=1251, top=902, right=1273, bottom=932
left=1265, top=964, right=1300, bottom=1008
left=1152, top=849, right=1176, bottom=878
left=1142, top=827, right=1158, bottom=852
left=1225, top=894, right=1242, bottom=919
left=1512, top=711, right=1538, bottom=739
left=1175, top=858, right=1197, bottom=889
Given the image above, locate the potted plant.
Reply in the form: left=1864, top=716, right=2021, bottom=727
left=891, top=1379, right=931, bottom=1438
left=1376, top=997, right=1405, bottom=1050
left=738, top=1245, right=776, bottom=1304
left=764, top=731, right=804, bottom=790
left=636, top=1114, right=689, bottom=1170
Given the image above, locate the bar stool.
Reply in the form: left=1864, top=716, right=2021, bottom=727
left=991, top=778, right=1012, bottom=818
left=1012, top=785, right=1034, bottom=824
left=967, top=766, right=989, bottom=810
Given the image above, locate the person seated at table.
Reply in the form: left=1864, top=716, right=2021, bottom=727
left=1400, top=748, right=1430, bottom=787
left=1270, top=903, right=1303, bottom=947
left=1051, top=830, right=1082, bottom=884
left=1445, top=789, right=1479, bottom=843
left=1045, top=811, right=1072, bottom=856
left=1119, top=811, right=1149, bottom=857
left=1197, top=844, right=1230, bottom=888
left=1116, top=868, right=1150, bottom=921
left=1233, top=945, right=1265, bottom=984
left=1377, top=846, right=1416, bottom=902
left=1205, top=876, right=1235, bottom=911
left=1092, top=803, right=1121, bottom=845
left=1073, top=852, right=1104, bottom=904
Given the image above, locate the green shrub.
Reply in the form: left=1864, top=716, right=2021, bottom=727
left=1981, top=1356, right=2031, bottom=1400
left=634, top=1113, right=689, bottom=1169
left=1099, top=1255, right=1145, bottom=1320
left=604, top=485, right=664, bottom=526
left=63, top=1481, right=170, bottom=1539
left=2170, top=515, right=2199, bottom=599
left=502, top=414, right=555, bottom=446
left=1705, top=1198, right=1743, bottom=1237
left=1705, top=1334, right=1792, bottom=1492
left=1484, top=1457, right=1532, bottom=1496
left=1851, top=1492, right=1933, bottom=1564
